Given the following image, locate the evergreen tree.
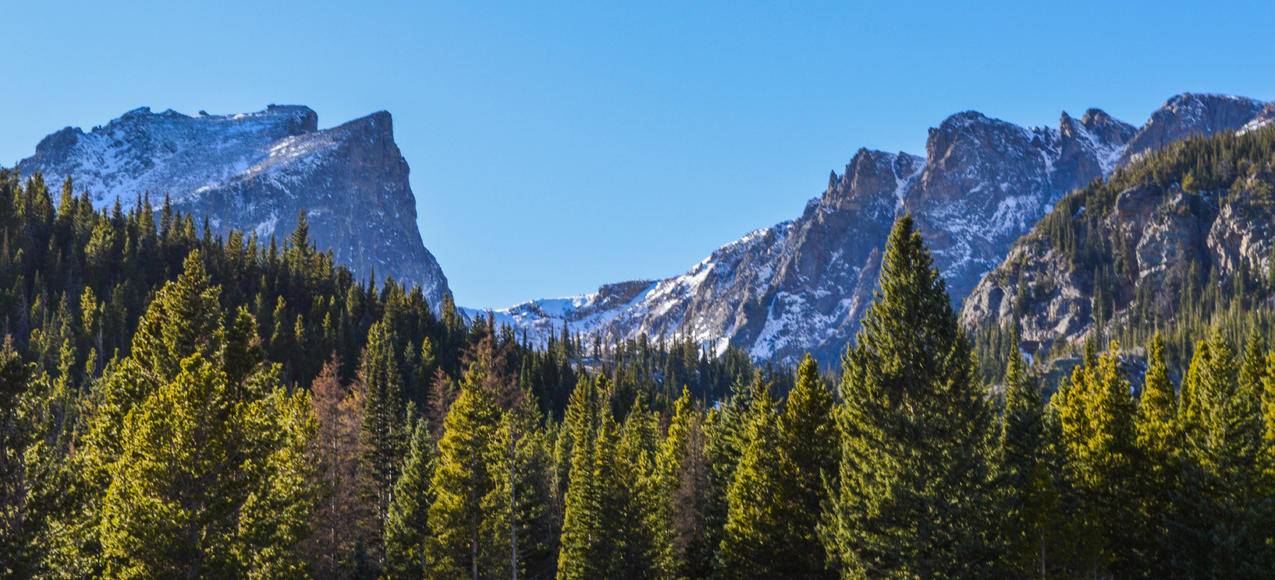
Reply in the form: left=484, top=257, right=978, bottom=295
left=358, top=318, right=406, bottom=563
left=482, top=396, right=557, bottom=580
left=1054, top=342, right=1140, bottom=576
left=776, top=354, right=837, bottom=577
left=384, top=417, right=435, bottom=578
left=702, top=372, right=761, bottom=571
left=822, top=215, right=997, bottom=578
left=98, top=354, right=242, bottom=578
left=427, top=346, right=502, bottom=579
left=1183, top=331, right=1267, bottom=574
left=236, top=387, right=321, bottom=577
left=555, top=375, right=605, bottom=580
left=606, top=398, right=660, bottom=579
left=995, top=333, right=1058, bottom=577
left=718, top=382, right=793, bottom=578
left=1134, top=332, right=1183, bottom=573
left=652, top=387, right=711, bottom=578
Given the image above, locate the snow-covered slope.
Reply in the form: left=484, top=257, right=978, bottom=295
left=484, top=92, right=1268, bottom=365
left=16, top=106, right=451, bottom=308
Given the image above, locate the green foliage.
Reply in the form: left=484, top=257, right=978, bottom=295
left=823, top=215, right=998, bottom=578
left=384, top=417, right=435, bottom=578
left=1053, top=342, right=1140, bottom=575
left=718, top=381, right=795, bottom=578
left=994, top=332, right=1060, bottom=576
left=427, top=343, right=503, bottom=578
left=776, top=354, right=837, bottom=577
left=651, top=387, right=711, bottom=578
left=6, top=159, right=1275, bottom=578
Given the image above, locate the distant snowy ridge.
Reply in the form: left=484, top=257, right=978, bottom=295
left=480, top=92, right=1270, bottom=365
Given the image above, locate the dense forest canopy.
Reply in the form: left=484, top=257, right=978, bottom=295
left=3, top=124, right=1275, bottom=579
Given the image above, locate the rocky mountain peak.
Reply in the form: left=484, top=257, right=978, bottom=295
left=483, top=91, right=1266, bottom=366
left=1120, top=93, right=1266, bottom=163
left=16, top=105, right=450, bottom=309
left=1079, top=108, right=1135, bottom=143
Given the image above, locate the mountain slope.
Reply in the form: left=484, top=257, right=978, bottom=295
left=488, top=94, right=1263, bottom=364
left=16, top=106, right=450, bottom=308
left=962, top=123, right=1275, bottom=360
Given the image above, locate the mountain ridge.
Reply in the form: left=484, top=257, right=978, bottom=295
left=484, top=92, right=1269, bottom=365
left=15, top=105, right=452, bottom=309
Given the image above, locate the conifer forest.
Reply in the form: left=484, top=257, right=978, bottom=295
left=2, top=122, right=1275, bottom=579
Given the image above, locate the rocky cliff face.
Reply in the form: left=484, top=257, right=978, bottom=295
left=489, top=94, right=1261, bottom=365
left=1120, top=93, right=1266, bottom=163
left=961, top=123, right=1275, bottom=358
left=16, top=106, right=450, bottom=308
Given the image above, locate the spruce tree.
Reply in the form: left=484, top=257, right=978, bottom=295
left=1055, top=342, right=1139, bottom=576
left=652, top=387, right=711, bottom=578
left=777, top=354, right=837, bottom=577
left=1133, top=332, right=1182, bottom=574
left=358, top=318, right=406, bottom=558
left=555, top=375, right=605, bottom=580
left=98, top=354, right=242, bottom=578
left=822, top=215, right=997, bottom=578
left=427, top=346, right=501, bottom=579
left=718, top=382, right=792, bottom=578
left=1185, top=331, right=1266, bottom=574
left=384, top=417, right=435, bottom=578
left=482, top=396, right=557, bottom=580
left=702, top=372, right=760, bottom=571
left=236, top=387, right=321, bottom=577
left=995, top=333, right=1057, bottom=577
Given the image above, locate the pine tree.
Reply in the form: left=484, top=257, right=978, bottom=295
left=1054, top=342, right=1139, bottom=576
left=651, top=387, right=711, bottom=578
left=822, top=215, right=997, bottom=578
left=1183, top=331, right=1267, bottom=574
left=129, top=250, right=224, bottom=382
left=776, top=354, right=837, bottom=577
left=236, top=387, right=321, bottom=577
left=53, top=250, right=228, bottom=577
left=995, top=333, right=1058, bottom=577
left=1132, top=332, right=1186, bottom=573
left=555, top=375, right=605, bottom=580
left=0, top=336, right=39, bottom=576
left=482, top=396, right=557, bottom=580
left=358, top=318, right=406, bottom=561
left=718, top=382, right=793, bottom=578
left=428, top=346, right=502, bottom=579
left=384, top=417, right=435, bottom=578
left=98, top=354, right=242, bottom=578
left=606, top=398, right=660, bottom=579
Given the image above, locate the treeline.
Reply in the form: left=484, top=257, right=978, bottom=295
left=0, top=171, right=764, bottom=577
left=4, top=169, right=1275, bottom=578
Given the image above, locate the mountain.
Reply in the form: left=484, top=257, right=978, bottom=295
left=1119, top=93, right=1268, bottom=163
left=15, top=105, right=451, bottom=308
left=488, top=94, right=1270, bottom=364
left=962, top=115, right=1275, bottom=360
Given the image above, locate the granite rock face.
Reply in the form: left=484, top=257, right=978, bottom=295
left=17, top=106, right=450, bottom=308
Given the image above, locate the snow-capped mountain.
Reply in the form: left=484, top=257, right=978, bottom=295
left=16, top=105, right=451, bottom=308
left=485, top=93, right=1268, bottom=365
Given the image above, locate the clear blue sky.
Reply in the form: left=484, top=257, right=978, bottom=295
left=3, top=1, right=1273, bottom=307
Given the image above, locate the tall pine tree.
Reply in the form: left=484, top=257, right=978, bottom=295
left=822, top=214, right=997, bottom=578
left=384, top=417, right=435, bottom=578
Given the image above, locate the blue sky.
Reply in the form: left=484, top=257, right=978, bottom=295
left=3, top=1, right=1273, bottom=307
